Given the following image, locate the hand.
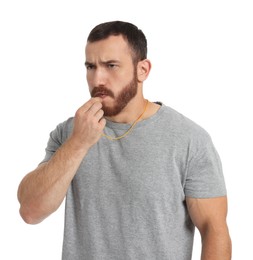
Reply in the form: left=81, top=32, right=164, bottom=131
left=70, top=97, right=106, bottom=150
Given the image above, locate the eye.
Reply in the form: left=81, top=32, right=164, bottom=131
left=86, top=64, right=95, bottom=70
left=107, top=63, right=117, bottom=69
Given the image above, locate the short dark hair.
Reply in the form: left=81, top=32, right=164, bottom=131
left=87, top=21, right=147, bottom=63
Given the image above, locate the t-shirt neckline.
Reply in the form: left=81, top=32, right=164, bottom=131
left=105, top=102, right=165, bottom=130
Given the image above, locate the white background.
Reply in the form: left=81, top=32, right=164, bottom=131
left=1, top=0, right=252, bottom=259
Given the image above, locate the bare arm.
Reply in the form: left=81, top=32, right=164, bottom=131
left=17, top=98, right=105, bottom=224
left=186, top=196, right=232, bottom=260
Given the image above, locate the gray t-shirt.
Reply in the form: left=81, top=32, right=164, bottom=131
left=41, top=103, right=226, bottom=260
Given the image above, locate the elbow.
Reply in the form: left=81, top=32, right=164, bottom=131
left=18, top=189, right=49, bottom=224
left=19, top=205, right=45, bottom=225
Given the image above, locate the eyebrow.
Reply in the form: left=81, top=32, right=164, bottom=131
left=102, top=59, right=120, bottom=64
left=85, top=60, right=120, bottom=66
left=84, top=61, right=94, bottom=67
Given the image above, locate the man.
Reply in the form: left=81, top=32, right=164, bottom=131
left=18, top=21, right=232, bottom=259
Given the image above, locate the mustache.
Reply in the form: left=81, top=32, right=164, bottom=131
left=91, top=87, right=114, bottom=98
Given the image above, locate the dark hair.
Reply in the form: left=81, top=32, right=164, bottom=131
left=87, top=21, right=147, bottom=63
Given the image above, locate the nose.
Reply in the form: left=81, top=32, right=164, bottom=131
left=89, top=67, right=107, bottom=87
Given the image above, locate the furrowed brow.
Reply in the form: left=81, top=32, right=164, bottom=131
left=84, top=61, right=94, bottom=67
left=101, top=60, right=120, bottom=64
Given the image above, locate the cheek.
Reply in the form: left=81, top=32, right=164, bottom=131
left=86, top=74, right=93, bottom=89
left=86, top=73, right=91, bottom=83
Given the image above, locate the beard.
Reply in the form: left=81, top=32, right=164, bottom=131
left=90, top=71, right=138, bottom=117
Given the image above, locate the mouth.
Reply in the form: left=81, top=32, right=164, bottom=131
left=91, top=87, right=114, bottom=99
left=94, top=92, right=108, bottom=99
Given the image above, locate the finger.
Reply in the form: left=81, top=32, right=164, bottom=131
left=87, top=101, right=103, bottom=116
left=78, top=97, right=102, bottom=113
left=94, top=109, right=104, bottom=120
left=98, top=117, right=106, bottom=129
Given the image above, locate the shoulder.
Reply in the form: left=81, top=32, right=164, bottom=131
left=159, top=104, right=211, bottom=142
left=57, top=117, right=74, bottom=130
left=51, top=117, right=74, bottom=143
left=160, top=105, right=221, bottom=168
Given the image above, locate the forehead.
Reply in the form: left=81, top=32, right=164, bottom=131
left=85, top=35, right=133, bottom=62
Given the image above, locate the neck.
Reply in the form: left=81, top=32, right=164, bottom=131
left=105, top=97, right=147, bottom=124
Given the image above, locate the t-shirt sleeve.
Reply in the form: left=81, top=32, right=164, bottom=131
left=39, top=120, right=72, bottom=164
left=184, top=131, right=227, bottom=198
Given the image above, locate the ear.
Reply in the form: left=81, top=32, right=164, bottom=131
left=137, top=59, right=152, bottom=82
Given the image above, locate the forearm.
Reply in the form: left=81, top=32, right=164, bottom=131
left=201, top=227, right=232, bottom=260
left=18, top=137, right=89, bottom=224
